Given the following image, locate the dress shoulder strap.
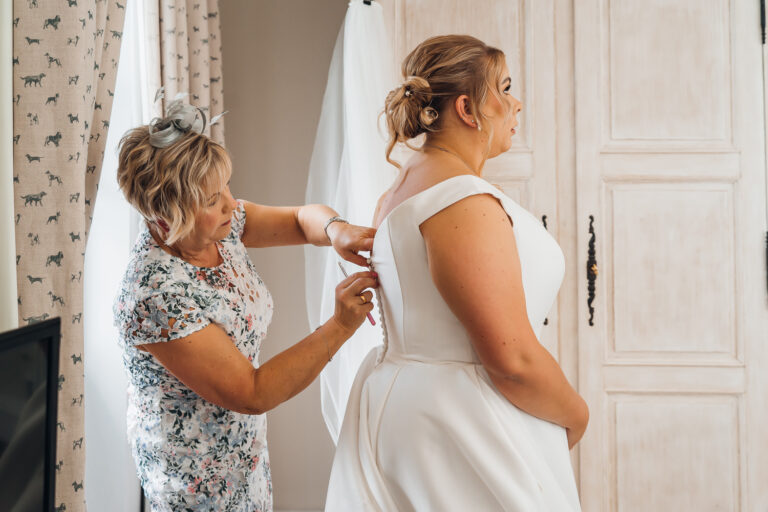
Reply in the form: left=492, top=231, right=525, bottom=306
left=407, top=174, right=508, bottom=227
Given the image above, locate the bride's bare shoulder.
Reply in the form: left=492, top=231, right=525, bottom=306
left=374, top=159, right=477, bottom=229
left=419, top=192, right=512, bottom=241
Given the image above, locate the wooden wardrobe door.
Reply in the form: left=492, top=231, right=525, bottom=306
left=574, top=0, right=768, bottom=510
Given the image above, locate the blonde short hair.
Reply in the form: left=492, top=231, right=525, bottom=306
left=117, top=126, right=231, bottom=245
left=383, top=35, right=510, bottom=172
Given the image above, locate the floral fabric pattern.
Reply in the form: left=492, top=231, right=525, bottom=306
left=113, top=200, right=274, bottom=511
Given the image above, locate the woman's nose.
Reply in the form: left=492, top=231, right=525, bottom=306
left=223, top=189, right=236, bottom=211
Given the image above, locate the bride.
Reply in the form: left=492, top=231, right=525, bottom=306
left=325, top=34, right=588, bottom=511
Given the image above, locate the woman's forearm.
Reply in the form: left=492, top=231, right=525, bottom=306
left=295, top=204, right=342, bottom=246
left=247, top=318, right=352, bottom=414
left=486, top=342, right=587, bottom=431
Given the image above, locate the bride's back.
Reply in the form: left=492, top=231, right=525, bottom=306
left=370, top=173, right=564, bottom=366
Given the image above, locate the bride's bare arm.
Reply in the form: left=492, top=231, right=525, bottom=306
left=421, top=193, right=588, bottom=445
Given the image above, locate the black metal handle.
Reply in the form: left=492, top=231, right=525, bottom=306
left=762, top=0, right=766, bottom=44
left=587, top=215, right=598, bottom=326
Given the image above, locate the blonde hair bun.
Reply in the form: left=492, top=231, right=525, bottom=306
left=382, top=34, right=508, bottom=169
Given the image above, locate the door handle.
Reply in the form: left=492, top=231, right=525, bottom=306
left=587, top=215, right=598, bottom=326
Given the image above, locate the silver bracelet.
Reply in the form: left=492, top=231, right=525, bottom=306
left=323, top=216, right=348, bottom=242
left=315, top=326, right=332, bottom=361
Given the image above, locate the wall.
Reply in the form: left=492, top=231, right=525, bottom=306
left=220, top=2, right=349, bottom=510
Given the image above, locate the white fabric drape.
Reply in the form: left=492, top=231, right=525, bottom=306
left=304, top=0, right=396, bottom=443
left=0, top=0, right=17, bottom=332
left=84, top=1, right=148, bottom=509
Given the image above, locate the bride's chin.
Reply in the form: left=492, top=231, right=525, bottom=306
left=490, top=142, right=512, bottom=158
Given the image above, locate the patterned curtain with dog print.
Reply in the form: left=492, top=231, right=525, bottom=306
left=157, top=0, right=225, bottom=143
left=12, top=0, right=126, bottom=510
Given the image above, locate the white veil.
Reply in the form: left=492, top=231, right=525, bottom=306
left=304, top=0, right=396, bottom=443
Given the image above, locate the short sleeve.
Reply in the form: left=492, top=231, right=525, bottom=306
left=229, top=199, right=247, bottom=240
left=119, top=289, right=210, bottom=347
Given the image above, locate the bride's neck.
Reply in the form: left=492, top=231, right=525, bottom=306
left=422, top=133, right=484, bottom=176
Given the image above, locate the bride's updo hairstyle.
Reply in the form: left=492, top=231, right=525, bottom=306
left=383, top=34, right=508, bottom=169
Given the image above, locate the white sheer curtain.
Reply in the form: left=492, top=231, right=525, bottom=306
left=83, top=0, right=158, bottom=509
left=304, top=0, right=396, bottom=443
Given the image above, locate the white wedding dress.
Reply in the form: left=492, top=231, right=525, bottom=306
left=325, top=174, right=582, bottom=512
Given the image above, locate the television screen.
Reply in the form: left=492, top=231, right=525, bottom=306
left=0, top=318, right=61, bottom=512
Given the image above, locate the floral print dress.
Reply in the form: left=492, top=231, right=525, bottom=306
left=113, top=200, right=274, bottom=511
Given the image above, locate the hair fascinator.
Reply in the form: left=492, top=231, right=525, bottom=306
left=148, top=87, right=228, bottom=148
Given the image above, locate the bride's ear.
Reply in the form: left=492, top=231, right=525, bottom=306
left=453, top=95, right=478, bottom=129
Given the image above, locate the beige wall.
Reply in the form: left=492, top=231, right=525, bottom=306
left=220, top=1, right=349, bottom=510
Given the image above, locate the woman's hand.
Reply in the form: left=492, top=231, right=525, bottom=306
left=332, top=270, right=378, bottom=334
left=327, top=222, right=376, bottom=267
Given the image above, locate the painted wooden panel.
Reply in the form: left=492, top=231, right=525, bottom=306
left=575, top=0, right=767, bottom=509
left=612, top=395, right=740, bottom=511
left=610, top=185, right=735, bottom=357
left=608, top=0, right=731, bottom=142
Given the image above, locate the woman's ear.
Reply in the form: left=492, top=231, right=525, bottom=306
left=453, top=95, right=476, bottom=128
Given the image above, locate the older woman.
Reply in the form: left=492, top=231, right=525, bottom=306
left=112, top=99, right=377, bottom=511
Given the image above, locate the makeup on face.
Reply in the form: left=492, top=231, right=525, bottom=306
left=499, top=74, right=521, bottom=131
left=501, top=76, right=511, bottom=93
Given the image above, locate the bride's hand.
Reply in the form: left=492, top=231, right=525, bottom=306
left=327, top=222, right=376, bottom=267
